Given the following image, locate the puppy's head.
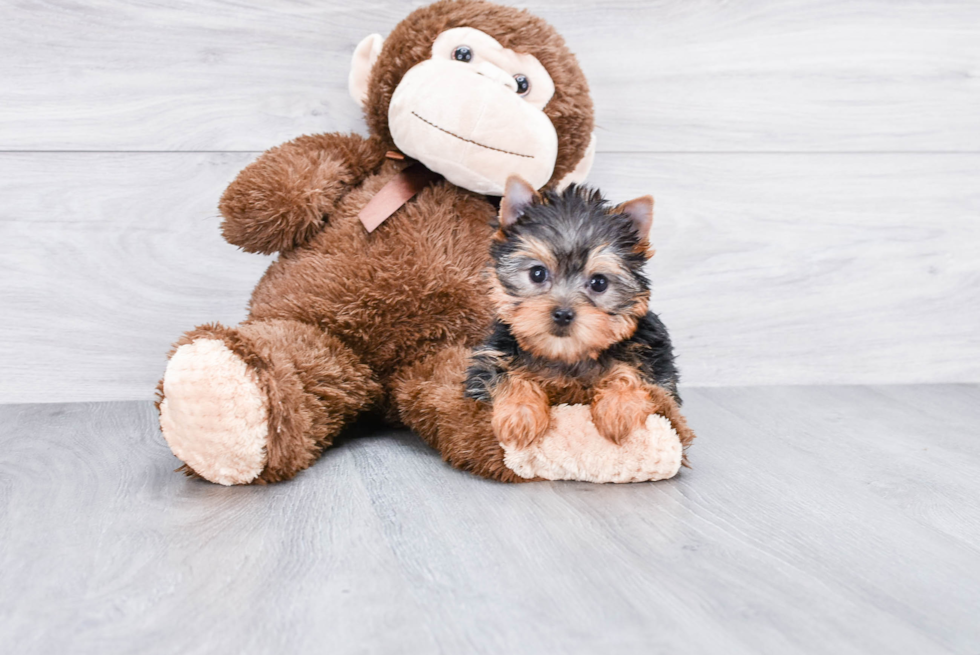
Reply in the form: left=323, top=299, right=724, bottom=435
left=490, top=176, right=654, bottom=364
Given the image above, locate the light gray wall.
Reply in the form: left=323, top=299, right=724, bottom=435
left=1, top=0, right=978, bottom=403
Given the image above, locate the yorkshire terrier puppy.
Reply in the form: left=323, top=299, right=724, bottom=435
left=465, top=176, right=692, bottom=450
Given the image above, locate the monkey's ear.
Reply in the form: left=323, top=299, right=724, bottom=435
left=349, top=34, right=384, bottom=107
left=499, top=176, right=539, bottom=230
left=556, top=133, right=597, bottom=191
left=613, top=195, right=654, bottom=242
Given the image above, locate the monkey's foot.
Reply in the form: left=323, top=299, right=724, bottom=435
left=158, top=339, right=269, bottom=486
left=501, top=403, right=683, bottom=483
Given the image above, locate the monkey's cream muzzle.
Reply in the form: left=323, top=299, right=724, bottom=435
left=383, top=27, right=557, bottom=195
left=388, top=60, right=558, bottom=195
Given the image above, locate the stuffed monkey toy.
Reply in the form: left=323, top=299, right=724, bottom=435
left=157, top=0, right=695, bottom=485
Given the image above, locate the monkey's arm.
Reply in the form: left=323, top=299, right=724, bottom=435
left=219, top=133, right=386, bottom=254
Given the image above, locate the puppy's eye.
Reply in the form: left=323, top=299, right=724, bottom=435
left=453, top=46, right=473, bottom=62
left=529, top=266, right=548, bottom=284
left=589, top=274, right=608, bottom=293
left=514, top=74, right=530, bottom=95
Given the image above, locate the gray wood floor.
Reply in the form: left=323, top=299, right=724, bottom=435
left=2, top=385, right=979, bottom=654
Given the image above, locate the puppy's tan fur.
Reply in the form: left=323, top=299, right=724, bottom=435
left=591, top=364, right=660, bottom=445
left=490, top=372, right=552, bottom=449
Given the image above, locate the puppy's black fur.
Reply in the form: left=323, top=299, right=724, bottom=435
left=465, top=313, right=680, bottom=401
left=465, top=184, right=680, bottom=406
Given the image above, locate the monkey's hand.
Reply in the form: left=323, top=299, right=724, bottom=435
left=490, top=375, right=551, bottom=450
left=219, top=133, right=386, bottom=254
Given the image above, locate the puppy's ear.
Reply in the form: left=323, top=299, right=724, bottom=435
left=499, top=175, right=539, bottom=230
left=613, top=195, right=654, bottom=243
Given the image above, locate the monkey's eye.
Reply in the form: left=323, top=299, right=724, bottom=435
left=453, top=46, right=473, bottom=62
left=529, top=266, right=548, bottom=285
left=514, top=74, right=530, bottom=95
left=589, top=274, right=608, bottom=293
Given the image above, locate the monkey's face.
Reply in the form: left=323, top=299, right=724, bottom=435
left=350, top=22, right=581, bottom=196
left=387, top=28, right=558, bottom=195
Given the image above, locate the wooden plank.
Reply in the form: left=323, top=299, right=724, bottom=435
left=1, top=0, right=978, bottom=152
left=701, top=385, right=980, bottom=549
left=0, top=152, right=273, bottom=403
left=348, top=384, right=980, bottom=653
left=1, top=151, right=977, bottom=403
left=1, top=387, right=979, bottom=652
left=0, top=401, right=441, bottom=654
left=599, top=153, right=980, bottom=387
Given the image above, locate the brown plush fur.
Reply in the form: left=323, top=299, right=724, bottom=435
left=157, top=0, right=602, bottom=483
left=220, top=134, right=387, bottom=255
left=389, top=345, right=534, bottom=482
left=157, top=319, right=380, bottom=483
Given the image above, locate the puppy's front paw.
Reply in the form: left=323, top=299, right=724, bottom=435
left=492, top=398, right=551, bottom=450
left=591, top=387, right=655, bottom=446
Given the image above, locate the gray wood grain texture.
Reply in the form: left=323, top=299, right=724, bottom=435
left=1, top=385, right=979, bottom=654
left=1, top=151, right=977, bottom=402
left=1, top=0, right=978, bottom=152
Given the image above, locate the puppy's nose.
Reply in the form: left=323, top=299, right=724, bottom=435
left=552, top=308, right=575, bottom=326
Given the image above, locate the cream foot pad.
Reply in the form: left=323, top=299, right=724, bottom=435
left=159, top=339, right=269, bottom=486
left=502, top=403, right=683, bottom=483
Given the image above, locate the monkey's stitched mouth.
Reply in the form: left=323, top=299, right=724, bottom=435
left=411, top=111, right=534, bottom=159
